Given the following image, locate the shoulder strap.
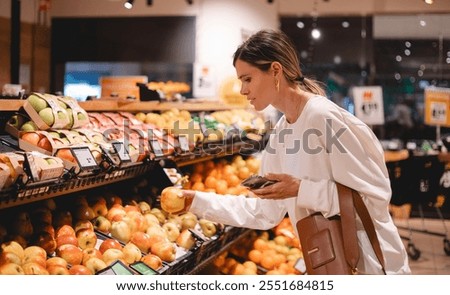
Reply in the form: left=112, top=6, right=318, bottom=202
left=337, top=183, right=386, bottom=274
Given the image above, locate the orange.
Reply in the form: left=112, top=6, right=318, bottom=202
left=253, top=238, right=269, bottom=251
left=204, top=176, right=217, bottom=189
left=248, top=249, right=262, bottom=264
left=260, top=255, right=275, bottom=270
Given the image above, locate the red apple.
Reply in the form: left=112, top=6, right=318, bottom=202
left=92, top=201, right=108, bottom=217
left=56, top=224, right=76, bottom=238
left=22, top=262, right=49, bottom=275
left=176, top=229, right=196, bottom=250
left=106, top=205, right=126, bottom=222
left=72, top=205, right=95, bottom=222
left=99, top=238, right=122, bottom=254
left=141, top=253, right=162, bottom=270
left=33, top=231, right=57, bottom=255
left=74, top=220, right=94, bottom=234
left=76, top=229, right=97, bottom=250
left=150, top=241, right=176, bottom=262
left=56, top=244, right=83, bottom=265
left=47, top=265, right=70, bottom=275
left=122, top=242, right=142, bottom=264
left=160, top=186, right=185, bottom=213
left=130, top=231, right=152, bottom=254
left=56, top=234, right=78, bottom=248
left=46, top=256, right=68, bottom=269
left=0, top=251, right=22, bottom=265
left=34, top=224, right=55, bottom=238
left=69, top=264, right=93, bottom=275
left=126, top=211, right=148, bottom=233
left=82, top=247, right=103, bottom=265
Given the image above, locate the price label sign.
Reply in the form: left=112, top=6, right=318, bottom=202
left=424, top=87, right=450, bottom=126
left=149, top=139, right=164, bottom=157
left=70, top=147, right=99, bottom=170
left=130, top=261, right=157, bottom=275
left=112, top=142, right=131, bottom=162
left=178, top=135, right=190, bottom=153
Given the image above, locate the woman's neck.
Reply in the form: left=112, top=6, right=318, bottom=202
left=277, top=88, right=311, bottom=124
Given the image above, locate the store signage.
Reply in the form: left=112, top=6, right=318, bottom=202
left=352, top=86, right=385, bottom=125
left=100, top=76, right=148, bottom=100
left=424, top=87, right=450, bottom=127
left=70, top=146, right=99, bottom=171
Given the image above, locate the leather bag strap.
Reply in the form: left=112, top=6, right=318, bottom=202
left=336, top=183, right=387, bottom=274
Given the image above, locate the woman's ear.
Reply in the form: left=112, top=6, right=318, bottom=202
left=271, top=62, right=282, bottom=77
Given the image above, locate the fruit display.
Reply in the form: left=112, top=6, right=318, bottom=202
left=210, top=218, right=303, bottom=275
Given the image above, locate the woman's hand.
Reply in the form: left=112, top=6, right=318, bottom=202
left=250, top=173, right=300, bottom=200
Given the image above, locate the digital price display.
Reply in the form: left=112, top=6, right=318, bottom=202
left=149, top=139, right=164, bottom=157
left=112, top=142, right=131, bottom=162
left=70, top=147, right=98, bottom=170
left=96, top=260, right=134, bottom=275
left=130, top=261, right=157, bottom=275
left=178, top=135, right=190, bottom=153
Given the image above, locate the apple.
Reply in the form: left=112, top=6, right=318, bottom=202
left=39, top=107, right=55, bottom=126
left=141, top=253, right=162, bottom=270
left=74, top=220, right=94, bottom=234
left=122, top=242, right=142, bottom=264
left=180, top=212, right=198, bottom=230
left=28, top=94, right=48, bottom=112
left=84, top=257, right=107, bottom=274
left=102, top=248, right=125, bottom=266
left=8, top=235, right=27, bottom=249
left=0, top=251, right=22, bottom=265
left=20, top=121, right=39, bottom=132
left=22, top=262, right=50, bottom=275
left=37, top=137, right=52, bottom=151
left=92, top=201, right=108, bottom=217
left=124, top=204, right=140, bottom=214
left=22, top=254, right=47, bottom=268
left=110, top=220, right=131, bottom=243
left=56, top=234, right=78, bottom=248
left=0, top=263, right=25, bottom=275
left=106, top=205, right=126, bottom=222
left=99, top=238, right=122, bottom=254
left=167, top=214, right=183, bottom=230
left=106, top=194, right=123, bottom=208
left=53, top=211, right=73, bottom=229
left=69, top=264, right=93, bottom=275
left=144, top=213, right=160, bottom=226
left=33, top=223, right=55, bottom=238
left=126, top=211, right=148, bottom=233
left=162, top=222, right=180, bottom=243
left=56, top=244, right=83, bottom=266
left=93, top=216, right=111, bottom=234
left=82, top=247, right=103, bottom=265
left=43, top=198, right=57, bottom=211
left=1, top=240, right=24, bottom=260
left=199, top=219, right=217, bottom=238
left=150, top=241, right=176, bottom=263
left=138, top=201, right=151, bottom=214
left=31, top=207, right=53, bottom=225
left=72, top=205, right=95, bottom=222
left=160, top=186, right=185, bottom=213
left=150, top=208, right=166, bottom=225
left=33, top=231, right=57, bottom=255
left=76, top=229, right=97, bottom=250
left=130, top=232, right=151, bottom=254
left=145, top=223, right=167, bottom=240
left=176, top=229, right=196, bottom=250
left=46, top=256, right=68, bottom=269
left=47, top=265, right=70, bottom=275
left=56, top=224, right=76, bottom=238
left=23, top=245, right=47, bottom=267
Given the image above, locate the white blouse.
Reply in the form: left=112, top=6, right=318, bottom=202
left=189, top=95, right=411, bottom=274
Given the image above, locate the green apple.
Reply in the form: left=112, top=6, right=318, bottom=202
left=45, top=158, right=59, bottom=165
left=66, top=111, right=74, bottom=128
left=77, top=112, right=87, bottom=121
left=8, top=115, right=19, bottom=128
left=28, top=95, right=48, bottom=112
left=57, top=100, right=67, bottom=109
left=38, top=108, right=54, bottom=126
left=48, top=131, right=61, bottom=138
left=20, top=121, right=38, bottom=132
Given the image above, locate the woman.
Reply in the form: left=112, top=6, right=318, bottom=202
left=182, top=29, right=411, bottom=274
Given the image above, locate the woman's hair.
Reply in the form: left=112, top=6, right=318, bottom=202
left=233, top=29, right=326, bottom=96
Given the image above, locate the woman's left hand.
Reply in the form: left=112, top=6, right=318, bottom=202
left=250, top=173, right=300, bottom=200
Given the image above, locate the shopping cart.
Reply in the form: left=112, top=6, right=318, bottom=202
left=386, top=142, right=450, bottom=260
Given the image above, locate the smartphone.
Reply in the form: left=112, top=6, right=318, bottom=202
left=241, top=175, right=278, bottom=189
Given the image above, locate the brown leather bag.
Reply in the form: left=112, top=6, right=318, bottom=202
left=296, top=183, right=386, bottom=275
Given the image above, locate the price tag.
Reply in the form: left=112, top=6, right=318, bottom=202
left=149, top=139, right=164, bottom=157
left=112, top=142, right=131, bottom=162
left=294, top=258, right=307, bottom=273
left=96, top=260, right=134, bottom=275
left=70, top=146, right=99, bottom=170
left=130, top=261, right=158, bottom=275
left=178, top=135, right=190, bottom=153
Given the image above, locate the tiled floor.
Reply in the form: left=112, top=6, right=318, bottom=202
left=394, top=217, right=450, bottom=274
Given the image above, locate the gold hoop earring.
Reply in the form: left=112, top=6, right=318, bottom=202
left=275, top=79, right=280, bottom=92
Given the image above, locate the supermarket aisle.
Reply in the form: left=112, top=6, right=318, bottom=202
left=394, top=217, right=450, bottom=275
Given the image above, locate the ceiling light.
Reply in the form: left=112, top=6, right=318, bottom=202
left=311, top=28, right=321, bottom=39
left=424, top=0, right=434, bottom=4
left=124, top=0, right=134, bottom=9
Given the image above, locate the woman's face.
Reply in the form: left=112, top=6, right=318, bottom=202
left=235, top=59, right=275, bottom=111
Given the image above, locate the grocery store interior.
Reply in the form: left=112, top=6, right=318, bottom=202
left=0, top=0, right=450, bottom=275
